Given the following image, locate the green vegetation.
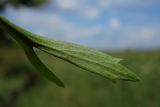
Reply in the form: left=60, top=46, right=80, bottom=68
left=0, top=48, right=159, bottom=107
left=0, top=16, right=140, bottom=87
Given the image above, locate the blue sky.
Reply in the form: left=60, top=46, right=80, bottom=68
left=1, top=0, right=160, bottom=50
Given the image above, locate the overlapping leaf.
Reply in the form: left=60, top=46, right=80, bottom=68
left=0, top=16, right=64, bottom=87
left=34, top=37, right=140, bottom=82
left=0, top=16, right=140, bottom=87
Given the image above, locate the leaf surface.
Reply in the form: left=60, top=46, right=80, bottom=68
left=0, top=16, right=140, bottom=87
left=0, top=16, right=64, bottom=87
left=22, top=25, right=140, bottom=82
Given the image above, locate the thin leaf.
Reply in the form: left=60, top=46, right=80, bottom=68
left=21, top=23, right=140, bottom=82
left=23, top=44, right=65, bottom=87
left=0, top=16, right=64, bottom=87
left=0, top=16, right=140, bottom=87
left=38, top=44, right=140, bottom=82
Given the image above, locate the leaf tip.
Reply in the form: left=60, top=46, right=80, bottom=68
left=120, top=74, right=141, bottom=82
left=56, top=81, right=65, bottom=88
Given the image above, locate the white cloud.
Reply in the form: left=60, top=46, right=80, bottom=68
left=140, top=28, right=156, bottom=40
left=4, top=5, right=102, bottom=41
left=109, top=18, right=120, bottom=29
left=55, top=0, right=78, bottom=10
left=99, top=0, right=111, bottom=7
left=54, top=0, right=102, bottom=19
left=82, top=8, right=101, bottom=19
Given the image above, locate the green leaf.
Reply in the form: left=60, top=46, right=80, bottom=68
left=37, top=41, right=140, bottom=82
left=23, top=43, right=65, bottom=87
left=0, top=16, right=140, bottom=87
left=0, top=16, right=65, bottom=87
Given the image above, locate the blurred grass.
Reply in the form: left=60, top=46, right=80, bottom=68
left=0, top=47, right=160, bottom=107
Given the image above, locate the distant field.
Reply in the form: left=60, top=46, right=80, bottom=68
left=0, top=47, right=160, bottom=107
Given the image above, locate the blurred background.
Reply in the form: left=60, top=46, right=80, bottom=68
left=0, top=0, right=160, bottom=107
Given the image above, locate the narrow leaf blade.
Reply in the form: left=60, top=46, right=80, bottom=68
left=0, top=16, right=141, bottom=83
left=39, top=46, right=140, bottom=82
left=23, top=45, right=65, bottom=87
left=0, top=16, right=65, bottom=87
